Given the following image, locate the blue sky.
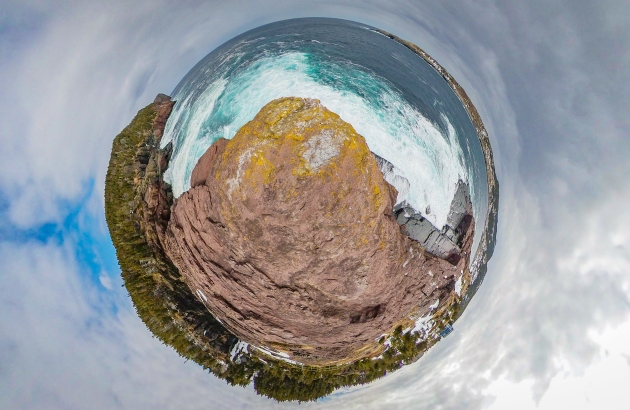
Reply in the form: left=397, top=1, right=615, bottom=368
left=1, top=1, right=629, bottom=409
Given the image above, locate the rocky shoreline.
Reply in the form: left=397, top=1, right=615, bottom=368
left=156, top=97, right=476, bottom=364
left=103, top=21, right=500, bottom=401
left=105, top=87, right=491, bottom=400
left=375, top=28, right=499, bottom=290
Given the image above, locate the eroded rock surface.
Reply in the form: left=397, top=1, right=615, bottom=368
left=163, top=97, right=473, bottom=364
left=393, top=181, right=472, bottom=265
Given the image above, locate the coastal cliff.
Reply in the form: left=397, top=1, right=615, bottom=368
left=162, top=97, right=475, bottom=364
left=105, top=93, right=478, bottom=401
left=104, top=95, right=240, bottom=373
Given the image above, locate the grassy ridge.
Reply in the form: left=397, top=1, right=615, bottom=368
left=104, top=104, right=237, bottom=375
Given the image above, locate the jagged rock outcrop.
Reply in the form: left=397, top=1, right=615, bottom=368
left=444, top=180, right=473, bottom=245
left=373, top=154, right=410, bottom=204
left=138, top=98, right=175, bottom=253
left=376, top=151, right=474, bottom=265
left=394, top=202, right=461, bottom=264
left=393, top=180, right=473, bottom=265
left=162, top=97, right=474, bottom=364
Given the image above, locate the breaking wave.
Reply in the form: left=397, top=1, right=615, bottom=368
left=163, top=53, right=471, bottom=231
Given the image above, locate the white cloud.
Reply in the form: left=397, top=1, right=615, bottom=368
left=0, top=239, right=290, bottom=410
left=98, top=269, right=113, bottom=290
left=1, top=0, right=629, bottom=409
left=486, top=322, right=630, bottom=410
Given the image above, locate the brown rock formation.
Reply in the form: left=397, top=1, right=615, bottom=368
left=138, top=98, right=175, bottom=251
left=163, top=97, right=472, bottom=364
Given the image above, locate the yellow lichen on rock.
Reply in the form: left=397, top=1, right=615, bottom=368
left=216, top=97, right=389, bottom=218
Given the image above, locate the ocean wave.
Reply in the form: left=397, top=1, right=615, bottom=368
left=163, top=50, right=469, bottom=230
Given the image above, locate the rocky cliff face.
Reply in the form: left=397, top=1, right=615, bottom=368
left=162, top=97, right=474, bottom=364
left=105, top=94, right=239, bottom=368
left=137, top=95, right=175, bottom=251
left=393, top=180, right=473, bottom=265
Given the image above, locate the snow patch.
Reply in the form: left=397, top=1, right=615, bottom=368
left=196, top=289, right=208, bottom=302
left=254, top=345, right=301, bottom=365
left=411, top=314, right=433, bottom=335
left=455, top=274, right=463, bottom=296
left=230, top=341, right=249, bottom=361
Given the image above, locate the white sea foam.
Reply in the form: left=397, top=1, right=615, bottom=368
left=376, top=158, right=410, bottom=205
left=163, top=52, right=468, bottom=229
left=163, top=78, right=228, bottom=192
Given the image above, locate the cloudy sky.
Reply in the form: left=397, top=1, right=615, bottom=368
left=1, top=1, right=629, bottom=409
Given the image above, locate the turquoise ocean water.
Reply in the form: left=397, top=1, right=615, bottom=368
left=161, top=18, right=489, bottom=265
